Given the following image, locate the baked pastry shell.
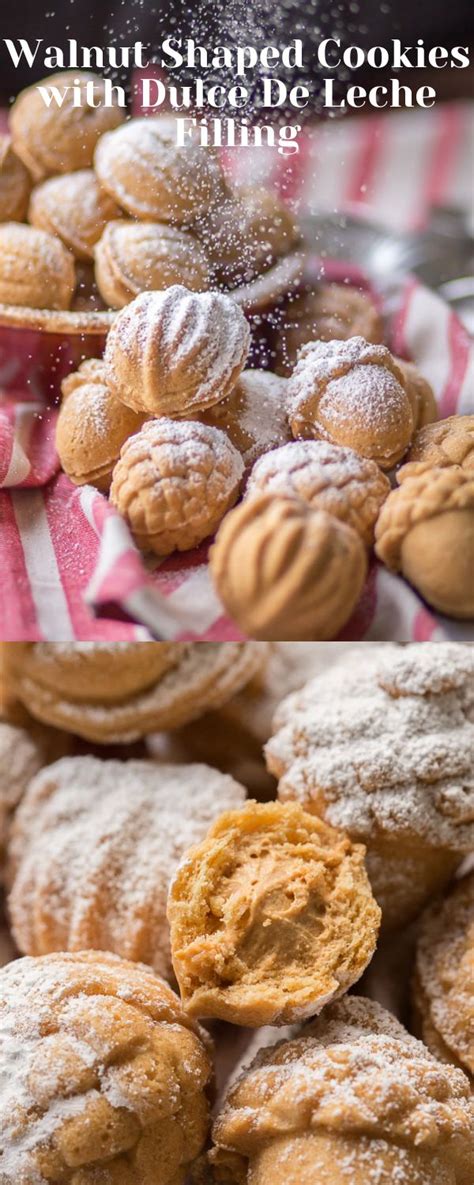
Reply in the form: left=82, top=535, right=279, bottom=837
left=0, top=252, right=303, bottom=403
left=0, top=305, right=114, bottom=402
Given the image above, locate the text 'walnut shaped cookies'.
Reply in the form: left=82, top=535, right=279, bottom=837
left=110, top=418, right=244, bottom=555
left=104, top=285, right=250, bottom=418
left=0, top=950, right=213, bottom=1185
left=375, top=464, right=474, bottom=619
left=3, top=641, right=267, bottom=742
left=8, top=755, right=246, bottom=980
left=288, top=336, right=433, bottom=469
left=210, top=494, right=367, bottom=640
left=168, top=800, right=380, bottom=1026
left=266, top=643, right=474, bottom=930
left=208, top=996, right=473, bottom=1185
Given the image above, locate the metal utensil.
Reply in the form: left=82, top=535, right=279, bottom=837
left=299, top=207, right=474, bottom=333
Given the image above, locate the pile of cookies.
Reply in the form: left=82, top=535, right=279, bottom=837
left=0, top=640, right=473, bottom=1185
left=1, top=70, right=473, bottom=637
left=56, top=286, right=473, bottom=635
left=0, top=70, right=300, bottom=314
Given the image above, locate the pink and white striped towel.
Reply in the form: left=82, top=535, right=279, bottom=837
left=0, top=103, right=473, bottom=641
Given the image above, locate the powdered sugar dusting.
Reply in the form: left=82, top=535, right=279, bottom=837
left=10, top=756, right=246, bottom=979
left=319, top=364, right=407, bottom=428
left=248, top=439, right=382, bottom=496
left=121, top=415, right=244, bottom=485
left=0, top=948, right=209, bottom=1181
left=416, top=873, right=474, bottom=1073
left=214, top=996, right=473, bottom=1176
left=105, top=285, right=250, bottom=413
left=266, top=644, right=474, bottom=849
left=287, top=336, right=410, bottom=446
left=0, top=722, right=42, bottom=860
left=291, top=336, right=395, bottom=393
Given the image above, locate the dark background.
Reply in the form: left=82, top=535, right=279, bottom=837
left=1, top=0, right=473, bottom=105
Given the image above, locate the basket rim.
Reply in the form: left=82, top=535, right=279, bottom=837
left=0, top=304, right=116, bottom=335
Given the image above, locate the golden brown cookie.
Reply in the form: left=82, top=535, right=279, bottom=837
left=412, top=874, right=474, bottom=1083
left=0, top=222, right=75, bottom=309
left=0, top=720, right=42, bottom=881
left=0, top=915, right=16, bottom=968
left=266, top=643, right=474, bottom=930
left=168, top=800, right=380, bottom=1025
left=29, top=169, right=121, bottom=261
left=104, top=285, right=250, bottom=417
left=395, top=357, right=438, bottom=430
left=375, top=464, right=474, bottom=619
left=246, top=439, right=390, bottom=546
left=95, top=114, right=228, bottom=224
left=0, top=949, right=213, bottom=1185
left=71, top=260, right=107, bottom=312
left=110, top=418, right=244, bottom=556
left=5, top=641, right=267, bottom=742
left=406, top=414, right=474, bottom=471
left=61, top=356, right=108, bottom=399
left=55, top=372, right=145, bottom=491
left=0, top=134, right=31, bottom=223
left=10, top=71, right=124, bottom=181
left=199, top=370, right=291, bottom=471
left=275, top=282, right=384, bottom=375
left=288, top=336, right=415, bottom=469
left=196, top=186, right=301, bottom=287
left=209, top=996, right=473, bottom=1185
left=147, top=645, right=356, bottom=801
left=210, top=495, right=367, bottom=640
left=8, top=641, right=178, bottom=704
left=9, top=755, right=246, bottom=979
left=95, top=219, right=212, bottom=308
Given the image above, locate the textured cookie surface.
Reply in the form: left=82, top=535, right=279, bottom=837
left=110, top=418, right=244, bottom=555
left=246, top=439, right=390, bottom=545
left=104, top=286, right=250, bottom=417
left=210, top=996, right=473, bottom=1184
left=288, top=336, right=414, bottom=468
left=267, top=643, right=474, bottom=849
left=0, top=720, right=42, bottom=874
left=266, top=644, right=474, bottom=925
left=413, top=873, right=474, bottom=1079
left=9, top=756, right=246, bottom=979
left=0, top=949, right=213, bottom=1184
left=7, top=642, right=268, bottom=742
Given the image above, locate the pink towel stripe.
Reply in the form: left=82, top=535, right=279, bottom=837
left=389, top=276, right=419, bottom=359
left=344, top=115, right=385, bottom=206
left=439, top=312, right=471, bottom=418
left=413, top=607, right=443, bottom=641
left=417, top=104, right=465, bottom=227
left=0, top=495, right=41, bottom=639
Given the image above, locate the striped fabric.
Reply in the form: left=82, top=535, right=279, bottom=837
left=0, top=102, right=473, bottom=641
